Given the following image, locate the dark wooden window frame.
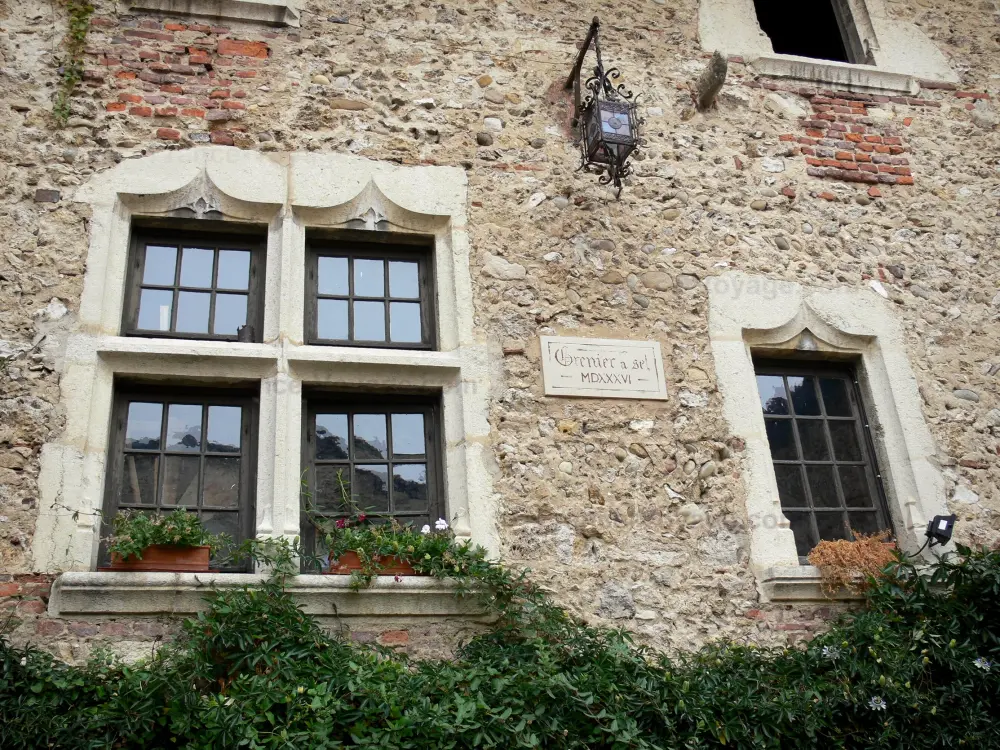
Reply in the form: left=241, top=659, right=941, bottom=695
left=122, top=225, right=266, bottom=343
left=300, top=392, right=445, bottom=567
left=305, top=237, right=436, bottom=350
left=99, top=384, right=259, bottom=572
left=754, top=359, right=893, bottom=562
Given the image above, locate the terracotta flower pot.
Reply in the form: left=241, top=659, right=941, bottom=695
left=326, top=550, right=420, bottom=576
left=106, top=544, right=212, bottom=572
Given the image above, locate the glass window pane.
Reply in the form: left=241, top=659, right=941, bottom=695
left=216, top=250, right=250, bottom=290
left=815, top=512, right=849, bottom=542
left=179, top=247, right=214, bottom=288
left=317, top=299, right=348, bottom=340
left=840, top=466, right=875, bottom=508
left=166, top=404, right=202, bottom=452
left=765, top=419, right=797, bottom=461
left=391, top=414, right=425, bottom=458
left=161, top=455, right=200, bottom=506
left=788, top=376, right=821, bottom=415
left=175, top=291, right=211, bottom=333
left=203, top=457, right=240, bottom=508
left=120, top=455, right=159, bottom=505
left=316, top=414, right=349, bottom=460
left=389, top=261, right=420, bottom=299
left=142, top=245, right=177, bottom=285
left=784, top=511, right=815, bottom=558
left=389, top=302, right=422, bottom=343
left=354, top=259, right=384, bottom=297
left=797, top=421, right=830, bottom=461
left=353, top=414, right=387, bottom=459
left=756, top=375, right=789, bottom=414
left=393, top=464, right=427, bottom=512
left=318, top=257, right=349, bottom=296
left=312, top=465, right=351, bottom=513
left=213, top=293, right=247, bottom=336
left=125, top=402, right=163, bottom=449
left=207, top=406, right=242, bottom=452
left=828, top=421, right=862, bottom=462
left=137, top=289, right=173, bottom=331
left=354, top=301, right=386, bottom=341
left=820, top=378, right=852, bottom=417
left=354, top=464, right=390, bottom=513
left=201, top=511, right=240, bottom=559
left=774, top=464, right=806, bottom=509
left=848, top=512, right=883, bottom=538
left=806, top=465, right=840, bottom=508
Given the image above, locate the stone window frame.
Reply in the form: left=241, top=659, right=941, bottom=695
left=126, top=0, right=301, bottom=28
left=698, top=0, right=958, bottom=93
left=705, top=272, right=948, bottom=601
left=34, top=147, right=496, bottom=618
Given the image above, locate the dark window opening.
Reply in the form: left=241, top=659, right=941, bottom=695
left=754, top=360, right=892, bottom=561
left=100, top=385, right=259, bottom=572
left=752, top=0, right=862, bottom=64
left=300, top=394, right=444, bottom=571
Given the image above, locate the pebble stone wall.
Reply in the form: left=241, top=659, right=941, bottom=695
left=1, top=0, right=999, bottom=661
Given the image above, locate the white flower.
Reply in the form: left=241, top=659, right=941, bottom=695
left=868, top=696, right=887, bottom=711
left=19, top=657, right=26, bottom=667
left=435, top=518, right=449, bottom=531
left=420, top=524, right=431, bottom=535
left=973, top=657, right=992, bottom=671
left=822, top=645, right=841, bottom=661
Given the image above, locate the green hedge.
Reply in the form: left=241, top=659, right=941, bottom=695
left=2, top=546, right=998, bottom=749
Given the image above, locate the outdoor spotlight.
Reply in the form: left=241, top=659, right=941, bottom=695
left=925, top=514, right=957, bottom=548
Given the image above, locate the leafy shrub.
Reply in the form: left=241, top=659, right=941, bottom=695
left=2, top=544, right=998, bottom=749
left=107, top=509, right=230, bottom=561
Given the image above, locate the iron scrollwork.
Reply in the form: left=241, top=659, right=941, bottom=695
left=566, top=18, right=642, bottom=197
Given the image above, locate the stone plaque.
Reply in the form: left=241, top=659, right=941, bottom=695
left=540, top=336, right=668, bottom=400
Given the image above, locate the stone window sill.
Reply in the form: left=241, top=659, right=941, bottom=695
left=127, top=0, right=301, bottom=27
left=49, top=572, right=488, bottom=618
left=761, top=565, right=864, bottom=602
left=746, top=55, right=919, bottom=95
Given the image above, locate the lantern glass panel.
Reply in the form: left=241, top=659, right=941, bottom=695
left=584, top=103, right=609, bottom=163
left=599, top=102, right=632, bottom=139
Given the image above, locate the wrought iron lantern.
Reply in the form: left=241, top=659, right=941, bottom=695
left=566, top=17, right=641, bottom=197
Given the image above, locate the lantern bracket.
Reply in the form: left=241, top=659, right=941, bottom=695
left=565, top=17, right=642, bottom=198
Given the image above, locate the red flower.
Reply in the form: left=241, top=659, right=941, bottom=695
left=335, top=518, right=346, bottom=529
left=358, top=513, right=367, bottom=523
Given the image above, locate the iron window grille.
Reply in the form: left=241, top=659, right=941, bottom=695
left=306, top=239, right=435, bottom=350
left=122, top=228, right=265, bottom=343
left=100, top=386, right=258, bottom=572
left=301, top=394, right=444, bottom=569
left=754, top=360, right=893, bottom=561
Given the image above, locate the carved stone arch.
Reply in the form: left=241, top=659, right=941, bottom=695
left=706, top=272, right=948, bottom=600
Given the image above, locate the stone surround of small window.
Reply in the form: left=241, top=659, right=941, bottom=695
left=31, top=148, right=496, bottom=600
left=698, top=0, right=958, bottom=93
left=127, top=0, right=301, bottom=27
left=705, top=271, right=949, bottom=601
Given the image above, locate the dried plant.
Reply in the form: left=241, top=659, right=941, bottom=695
left=808, top=530, right=897, bottom=595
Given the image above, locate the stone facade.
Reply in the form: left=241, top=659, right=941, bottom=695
left=1, top=0, right=998, bottom=661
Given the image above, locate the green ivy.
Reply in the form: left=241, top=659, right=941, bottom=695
left=53, top=0, right=95, bottom=126
left=1, top=543, right=998, bottom=749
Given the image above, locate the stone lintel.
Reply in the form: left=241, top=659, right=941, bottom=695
left=127, top=0, right=300, bottom=27
left=761, top=566, right=864, bottom=602
left=50, top=572, right=489, bottom=618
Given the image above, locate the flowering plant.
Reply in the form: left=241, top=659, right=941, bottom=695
left=319, top=513, right=483, bottom=590
left=106, top=509, right=230, bottom=562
